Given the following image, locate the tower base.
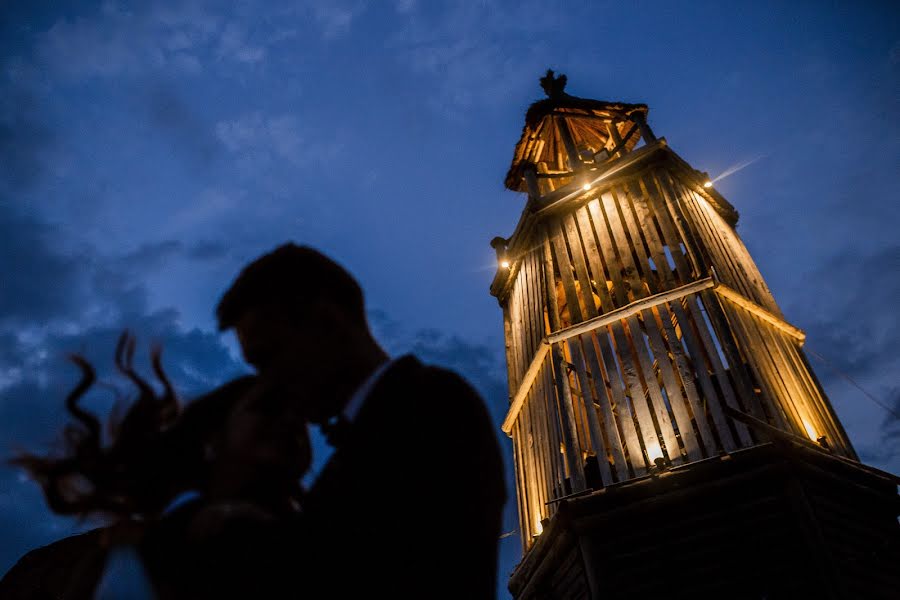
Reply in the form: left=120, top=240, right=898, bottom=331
left=509, top=442, right=900, bottom=599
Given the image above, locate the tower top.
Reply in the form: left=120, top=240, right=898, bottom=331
left=505, top=71, right=649, bottom=193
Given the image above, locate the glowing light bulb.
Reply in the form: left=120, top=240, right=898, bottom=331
left=802, top=420, right=818, bottom=442
left=500, top=260, right=510, bottom=269
left=703, top=180, right=713, bottom=188
left=582, top=183, right=592, bottom=191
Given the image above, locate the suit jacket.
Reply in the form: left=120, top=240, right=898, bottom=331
left=300, top=355, right=507, bottom=599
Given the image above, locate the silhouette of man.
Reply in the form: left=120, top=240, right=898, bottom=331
left=215, top=243, right=506, bottom=598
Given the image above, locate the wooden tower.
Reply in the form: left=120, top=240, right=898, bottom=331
left=490, top=72, right=900, bottom=599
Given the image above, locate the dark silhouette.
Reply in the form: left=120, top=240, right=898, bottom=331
left=217, top=244, right=507, bottom=598
left=2, top=334, right=306, bottom=599
left=11, top=332, right=183, bottom=518
left=3, top=243, right=505, bottom=599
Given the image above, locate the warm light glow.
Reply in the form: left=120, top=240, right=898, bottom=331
left=582, top=183, right=592, bottom=191
left=534, top=516, right=544, bottom=535
left=500, top=260, right=511, bottom=269
left=703, top=180, right=713, bottom=188
left=802, top=420, right=818, bottom=442
left=646, top=440, right=664, bottom=463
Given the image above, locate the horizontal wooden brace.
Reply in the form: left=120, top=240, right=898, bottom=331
left=501, top=278, right=806, bottom=436
left=714, top=283, right=806, bottom=343
left=548, top=277, right=716, bottom=344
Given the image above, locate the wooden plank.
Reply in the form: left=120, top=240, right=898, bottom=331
left=714, top=283, right=805, bottom=342
left=796, top=349, right=857, bottom=458
left=573, top=205, right=637, bottom=478
left=550, top=221, right=607, bottom=471
left=513, top=419, right=531, bottom=543
left=591, top=192, right=663, bottom=467
left=718, top=293, right=805, bottom=440
left=585, top=198, right=649, bottom=474
left=536, top=140, right=667, bottom=217
left=524, top=385, right=548, bottom=526
left=537, top=353, right=564, bottom=498
left=650, top=173, right=767, bottom=432
left=525, top=252, right=554, bottom=515
left=560, top=214, right=616, bottom=484
left=610, top=184, right=687, bottom=462
left=636, top=174, right=735, bottom=452
left=657, top=171, right=764, bottom=440
left=555, top=115, right=582, bottom=172
left=502, top=305, right=516, bottom=402
left=542, top=232, right=587, bottom=490
left=620, top=179, right=709, bottom=460
left=546, top=277, right=715, bottom=344
left=596, top=187, right=683, bottom=463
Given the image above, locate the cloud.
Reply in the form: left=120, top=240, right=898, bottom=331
left=797, top=245, right=900, bottom=471
left=307, top=2, right=366, bottom=40
left=0, top=88, right=56, bottom=192
left=388, top=1, right=557, bottom=115
left=214, top=111, right=343, bottom=174
left=0, top=207, right=87, bottom=326
left=29, top=3, right=268, bottom=81
left=0, top=205, right=246, bottom=576
left=217, top=22, right=266, bottom=64
left=143, top=84, right=219, bottom=165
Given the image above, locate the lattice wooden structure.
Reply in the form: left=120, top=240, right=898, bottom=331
left=490, top=72, right=899, bottom=599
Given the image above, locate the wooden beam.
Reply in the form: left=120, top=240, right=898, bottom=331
left=537, top=138, right=668, bottom=216
left=714, top=282, right=806, bottom=343
left=555, top=115, right=583, bottom=172
left=547, top=277, right=716, bottom=344
left=607, top=122, right=638, bottom=158
left=503, top=342, right=551, bottom=434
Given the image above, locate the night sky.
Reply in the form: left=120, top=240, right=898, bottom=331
left=1, top=1, right=898, bottom=596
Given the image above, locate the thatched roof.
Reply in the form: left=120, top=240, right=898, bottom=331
left=505, top=71, right=648, bottom=192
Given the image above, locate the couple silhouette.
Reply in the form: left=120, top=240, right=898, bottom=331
left=2, top=244, right=506, bottom=599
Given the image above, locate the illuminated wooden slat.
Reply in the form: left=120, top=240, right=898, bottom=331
left=713, top=283, right=805, bottom=343
left=559, top=215, right=614, bottom=484
left=546, top=277, right=715, bottom=344
left=549, top=221, right=599, bottom=459
left=542, top=234, right=586, bottom=490
left=572, top=205, right=629, bottom=479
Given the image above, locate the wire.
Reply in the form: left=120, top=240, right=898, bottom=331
left=807, top=347, right=900, bottom=421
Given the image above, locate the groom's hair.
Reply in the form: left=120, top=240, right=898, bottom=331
left=216, top=243, right=366, bottom=331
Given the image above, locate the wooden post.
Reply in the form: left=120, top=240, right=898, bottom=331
left=542, top=231, right=587, bottom=491
left=555, top=115, right=583, bottom=172
left=523, top=164, right=541, bottom=200
left=631, top=112, right=656, bottom=143
left=606, top=121, right=623, bottom=157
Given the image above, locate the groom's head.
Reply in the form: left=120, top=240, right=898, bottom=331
left=217, top=243, right=383, bottom=421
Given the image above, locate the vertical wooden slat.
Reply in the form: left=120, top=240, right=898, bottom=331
left=573, top=205, right=637, bottom=479
left=599, top=188, right=680, bottom=463
left=586, top=196, right=650, bottom=474
left=523, top=252, right=552, bottom=519
left=619, top=181, right=703, bottom=461
left=542, top=233, right=587, bottom=490
left=559, top=215, right=615, bottom=484
left=636, top=174, right=739, bottom=452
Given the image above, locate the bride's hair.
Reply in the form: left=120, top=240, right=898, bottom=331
left=11, top=331, right=189, bottom=518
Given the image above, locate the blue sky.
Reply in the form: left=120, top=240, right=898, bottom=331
left=1, top=1, right=897, bottom=595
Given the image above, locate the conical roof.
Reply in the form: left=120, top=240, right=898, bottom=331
left=505, top=71, right=648, bottom=192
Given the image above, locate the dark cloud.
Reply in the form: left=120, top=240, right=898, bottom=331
left=803, top=244, right=900, bottom=377
left=0, top=88, right=56, bottom=192
left=142, top=83, right=218, bottom=166
left=0, top=206, right=87, bottom=324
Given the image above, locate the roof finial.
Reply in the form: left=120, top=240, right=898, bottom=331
left=539, top=69, right=567, bottom=99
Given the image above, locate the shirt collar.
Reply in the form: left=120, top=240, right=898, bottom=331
left=342, top=357, right=394, bottom=424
